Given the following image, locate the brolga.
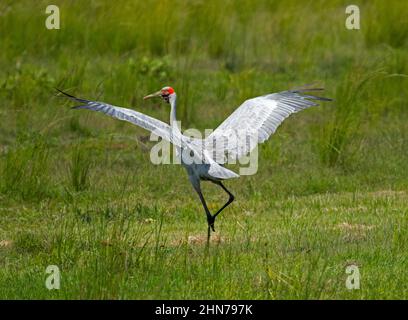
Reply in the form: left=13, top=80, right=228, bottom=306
left=58, top=86, right=331, bottom=244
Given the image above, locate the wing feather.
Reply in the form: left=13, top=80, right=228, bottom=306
left=57, top=89, right=182, bottom=147
left=205, top=88, right=332, bottom=163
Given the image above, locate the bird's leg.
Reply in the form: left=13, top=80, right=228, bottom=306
left=194, top=187, right=215, bottom=244
left=212, top=181, right=235, bottom=222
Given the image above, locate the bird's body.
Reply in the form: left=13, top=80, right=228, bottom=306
left=58, top=85, right=331, bottom=243
left=173, top=134, right=239, bottom=191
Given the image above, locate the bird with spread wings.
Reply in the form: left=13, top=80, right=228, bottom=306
left=58, top=86, right=331, bottom=244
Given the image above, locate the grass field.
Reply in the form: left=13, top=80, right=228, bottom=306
left=0, top=0, right=408, bottom=299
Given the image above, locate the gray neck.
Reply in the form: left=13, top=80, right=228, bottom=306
left=169, top=93, right=180, bottom=134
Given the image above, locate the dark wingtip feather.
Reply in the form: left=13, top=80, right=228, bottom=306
left=302, top=94, right=333, bottom=102
left=55, top=88, right=89, bottom=104
left=291, top=87, right=333, bottom=102
left=316, top=96, right=333, bottom=102
left=71, top=105, right=88, bottom=110
left=55, top=88, right=75, bottom=98
left=292, top=87, right=325, bottom=93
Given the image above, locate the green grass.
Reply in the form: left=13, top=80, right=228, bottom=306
left=0, top=0, right=408, bottom=299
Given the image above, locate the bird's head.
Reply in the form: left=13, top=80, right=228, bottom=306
left=143, top=86, right=175, bottom=104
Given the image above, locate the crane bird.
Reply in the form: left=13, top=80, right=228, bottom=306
left=58, top=86, right=331, bottom=244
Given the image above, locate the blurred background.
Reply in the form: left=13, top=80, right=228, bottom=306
left=0, top=0, right=407, bottom=299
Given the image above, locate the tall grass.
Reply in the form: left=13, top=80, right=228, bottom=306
left=68, top=144, right=93, bottom=192
left=0, top=0, right=408, bottom=299
left=364, top=0, right=408, bottom=49
left=0, top=135, right=51, bottom=200
left=316, top=70, right=388, bottom=167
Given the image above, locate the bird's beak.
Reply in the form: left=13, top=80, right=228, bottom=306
left=143, top=91, right=162, bottom=100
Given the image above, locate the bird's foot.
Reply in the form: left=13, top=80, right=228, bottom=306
left=207, top=215, right=215, bottom=232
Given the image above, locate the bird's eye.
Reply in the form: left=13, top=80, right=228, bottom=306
left=162, top=93, right=170, bottom=102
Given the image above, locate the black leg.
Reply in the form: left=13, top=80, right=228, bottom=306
left=192, top=180, right=234, bottom=245
left=212, top=181, right=235, bottom=220
left=196, top=188, right=210, bottom=217
left=193, top=184, right=215, bottom=245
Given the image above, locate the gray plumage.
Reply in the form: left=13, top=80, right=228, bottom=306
left=205, top=88, right=332, bottom=163
left=58, top=86, right=331, bottom=243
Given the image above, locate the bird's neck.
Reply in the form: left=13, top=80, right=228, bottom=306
left=169, top=93, right=181, bottom=134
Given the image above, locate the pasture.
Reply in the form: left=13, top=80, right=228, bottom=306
left=0, top=0, right=407, bottom=299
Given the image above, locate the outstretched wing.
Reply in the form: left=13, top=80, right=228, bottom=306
left=57, top=89, right=182, bottom=147
left=205, top=88, right=332, bottom=163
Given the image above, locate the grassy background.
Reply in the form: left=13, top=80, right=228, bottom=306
left=0, top=0, right=408, bottom=299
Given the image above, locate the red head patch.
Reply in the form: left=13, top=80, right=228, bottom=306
left=161, top=86, right=174, bottom=95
